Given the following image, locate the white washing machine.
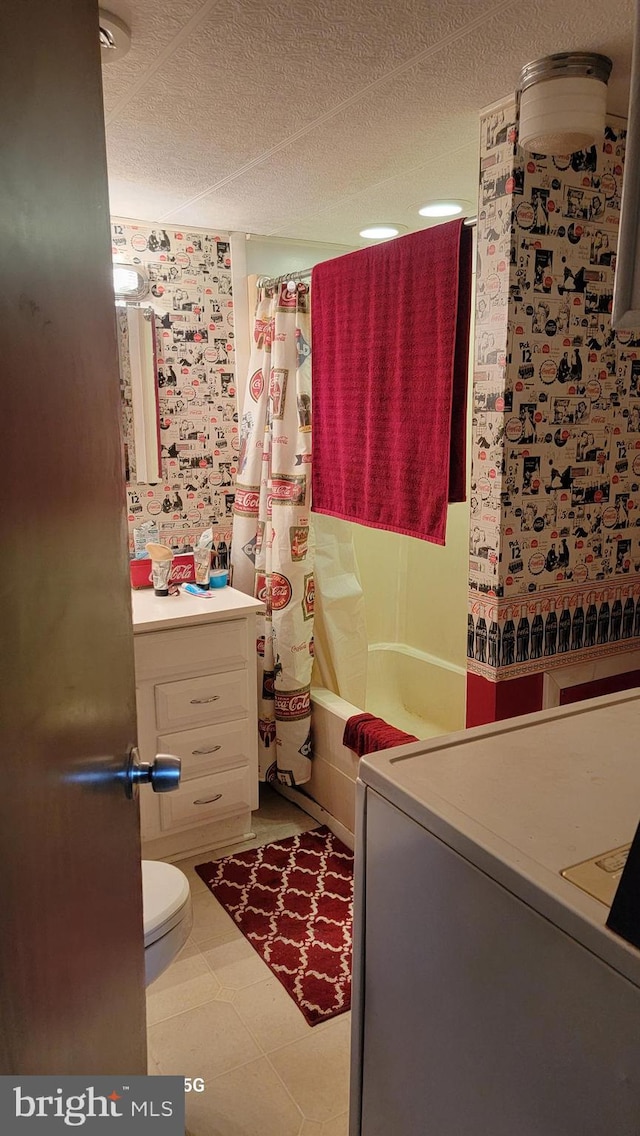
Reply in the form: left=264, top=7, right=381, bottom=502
left=350, top=690, right=640, bottom=1136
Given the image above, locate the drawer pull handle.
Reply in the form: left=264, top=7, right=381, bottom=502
left=190, top=695, right=220, bottom=705
left=192, top=745, right=222, bottom=755
left=193, top=793, right=223, bottom=805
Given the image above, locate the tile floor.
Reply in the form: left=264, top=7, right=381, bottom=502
left=147, top=786, right=351, bottom=1136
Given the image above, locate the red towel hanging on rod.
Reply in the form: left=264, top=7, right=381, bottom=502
left=311, top=219, right=472, bottom=545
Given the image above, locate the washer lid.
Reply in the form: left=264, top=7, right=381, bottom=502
left=142, top=860, right=191, bottom=946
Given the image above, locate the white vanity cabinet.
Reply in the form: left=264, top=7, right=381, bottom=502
left=131, top=587, right=264, bottom=861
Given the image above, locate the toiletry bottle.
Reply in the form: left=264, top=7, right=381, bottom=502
left=623, top=587, right=635, bottom=639
left=610, top=587, right=623, bottom=642
left=145, top=542, right=173, bottom=597
left=585, top=592, right=598, bottom=648
left=193, top=548, right=210, bottom=587
left=516, top=603, right=530, bottom=662
left=530, top=602, right=544, bottom=659
left=544, top=606, right=558, bottom=656
left=571, top=594, right=585, bottom=650
left=558, top=596, right=571, bottom=653
left=597, top=589, right=610, bottom=645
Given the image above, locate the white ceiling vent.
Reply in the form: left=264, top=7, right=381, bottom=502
left=99, top=10, right=131, bottom=63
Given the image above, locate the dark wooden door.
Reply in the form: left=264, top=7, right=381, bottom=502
left=0, top=0, right=147, bottom=1073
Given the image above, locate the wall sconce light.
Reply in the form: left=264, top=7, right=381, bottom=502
left=518, top=52, right=612, bottom=155
left=113, top=262, right=149, bottom=303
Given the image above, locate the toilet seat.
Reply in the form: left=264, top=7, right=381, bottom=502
left=142, top=860, right=191, bottom=948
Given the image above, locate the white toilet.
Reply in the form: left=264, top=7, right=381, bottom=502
left=142, top=860, right=193, bottom=986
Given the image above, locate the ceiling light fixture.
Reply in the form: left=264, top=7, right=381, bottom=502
left=518, top=52, right=612, bottom=155
left=418, top=202, right=464, bottom=218
left=99, top=10, right=132, bottom=62
left=359, top=225, right=402, bottom=239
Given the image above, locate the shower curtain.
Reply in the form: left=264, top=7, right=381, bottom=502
left=231, top=281, right=314, bottom=786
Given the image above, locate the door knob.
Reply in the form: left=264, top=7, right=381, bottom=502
left=123, top=747, right=181, bottom=799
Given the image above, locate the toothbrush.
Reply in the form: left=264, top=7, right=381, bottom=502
left=182, top=583, right=217, bottom=598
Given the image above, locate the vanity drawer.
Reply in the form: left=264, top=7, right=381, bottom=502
left=159, top=767, right=251, bottom=832
left=157, top=720, right=250, bottom=780
left=135, top=620, right=247, bottom=682
left=155, top=671, right=249, bottom=730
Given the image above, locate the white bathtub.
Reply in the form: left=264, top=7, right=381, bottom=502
left=276, top=643, right=466, bottom=844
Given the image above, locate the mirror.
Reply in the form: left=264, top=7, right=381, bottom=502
left=612, top=5, right=640, bottom=328
left=117, top=306, right=161, bottom=484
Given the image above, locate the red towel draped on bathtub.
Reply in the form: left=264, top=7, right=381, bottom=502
left=343, top=713, right=418, bottom=757
left=311, top=219, right=472, bottom=545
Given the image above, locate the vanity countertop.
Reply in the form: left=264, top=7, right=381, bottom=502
left=131, top=586, right=264, bottom=633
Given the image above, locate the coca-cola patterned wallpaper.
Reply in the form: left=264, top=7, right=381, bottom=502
left=112, top=219, right=237, bottom=556
left=468, top=98, right=640, bottom=679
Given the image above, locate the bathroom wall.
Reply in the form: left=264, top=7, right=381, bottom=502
left=352, top=500, right=470, bottom=670
left=112, top=218, right=237, bottom=554
left=245, top=235, right=356, bottom=278
left=405, top=502, right=471, bottom=668
left=350, top=527, right=403, bottom=645
left=467, top=98, right=640, bottom=687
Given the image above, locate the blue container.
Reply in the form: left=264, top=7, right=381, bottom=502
left=210, top=569, right=228, bottom=588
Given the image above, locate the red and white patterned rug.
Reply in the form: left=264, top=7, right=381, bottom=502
left=195, top=826, right=353, bottom=1026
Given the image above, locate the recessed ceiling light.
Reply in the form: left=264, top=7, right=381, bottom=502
left=418, top=202, right=464, bottom=218
left=359, top=225, right=401, bottom=239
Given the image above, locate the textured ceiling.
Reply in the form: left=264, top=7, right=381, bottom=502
left=101, top=0, right=635, bottom=245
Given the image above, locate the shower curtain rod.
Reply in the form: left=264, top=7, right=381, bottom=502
left=256, top=268, right=311, bottom=289
left=256, top=217, right=477, bottom=289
